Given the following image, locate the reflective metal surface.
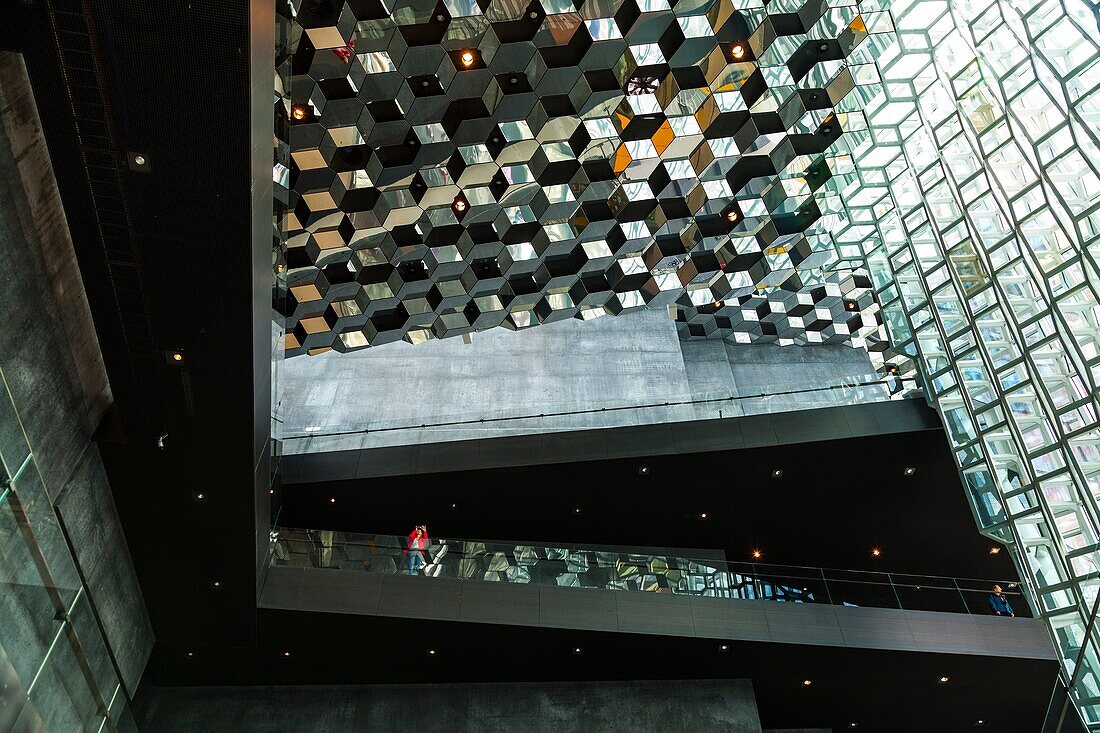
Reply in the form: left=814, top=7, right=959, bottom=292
left=278, top=0, right=894, bottom=355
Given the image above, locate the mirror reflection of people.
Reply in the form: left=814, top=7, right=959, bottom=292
left=405, top=525, right=429, bottom=576
left=988, top=584, right=1014, bottom=617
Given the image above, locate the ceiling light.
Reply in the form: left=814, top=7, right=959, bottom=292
left=989, top=546, right=1001, bottom=554
left=459, top=50, right=476, bottom=67
left=291, top=104, right=308, bottom=121
left=802, top=679, right=812, bottom=686
left=453, top=199, right=467, bottom=213
left=638, top=465, right=650, bottom=475
left=975, top=721, right=984, bottom=727
left=938, top=676, right=950, bottom=684
left=771, top=469, right=783, bottom=478
left=719, top=644, right=729, bottom=651
left=844, top=299, right=858, bottom=311
left=572, top=647, right=583, bottom=655
left=133, top=154, right=147, bottom=166
left=329, top=498, right=336, bottom=504
left=171, top=351, right=184, bottom=362
left=730, top=42, right=746, bottom=59
left=186, top=651, right=194, bottom=658
left=573, top=507, right=582, bottom=515
left=427, top=649, right=437, bottom=656
left=713, top=300, right=723, bottom=308
left=700, top=512, right=707, bottom=519
left=904, top=467, right=916, bottom=476
left=871, top=548, right=881, bottom=557
left=819, top=42, right=830, bottom=52
left=211, top=580, right=222, bottom=589
left=282, top=651, right=291, bottom=658
left=725, top=210, right=739, bottom=223
left=192, top=492, right=207, bottom=503
left=435, top=13, right=445, bottom=20
left=751, top=549, right=763, bottom=560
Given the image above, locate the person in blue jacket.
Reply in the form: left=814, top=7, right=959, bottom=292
left=988, top=584, right=1014, bottom=617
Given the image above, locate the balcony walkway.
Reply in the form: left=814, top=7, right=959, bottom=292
left=259, top=530, right=1057, bottom=661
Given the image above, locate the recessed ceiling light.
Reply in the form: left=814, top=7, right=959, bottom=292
left=572, top=647, right=583, bottom=655
left=638, top=465, right=650, bottom=475
left=211, top=580, right=222, bottom=589
left=751, top=549, right=763, bottom=560
left=938, top=675, right=950, bottom=684
left=459, top=49, right=476, bottom=67
left=844, top=299, right=858, bottom=311
left=700, top=512, right=707, bottom=519
left=128, top=151, right=152, bottom=172
left=989, top=546, right=1001, bottom=554
left=730, top=42, right=746, bottom=59
left=771, top=469, right=783, bottom=478
left=871, top=548, right=881, bottom=557
left=573, top=507, right=582, bottom=515
left=329, top=497, right=336, bottom=503
left=802, top=679, right=812, bottom=686
left=282, top=651, right=291, bottom=658
left=427, top=649, right=437, bottom=656
left=186, top=651, right=194, bottom=658
left=291, top=105, right=308, bottom=121
left=719, top=643, right=729, bottom=651
left=818, top=42, right=829, bottom=52
left=904, top=467, right=916, bottom=476
left=725, top=210, right=739, bottom=222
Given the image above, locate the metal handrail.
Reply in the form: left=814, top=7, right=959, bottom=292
left=274, top=527, right=1018, bottom=588
left=272, top=527, right=1029, bottom=617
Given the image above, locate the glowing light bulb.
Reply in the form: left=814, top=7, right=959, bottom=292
left=731, top=43, right=746, bottom=59
left=460, top=50, right=475, bottom=67
left=291, top=105, right=307, bottom=121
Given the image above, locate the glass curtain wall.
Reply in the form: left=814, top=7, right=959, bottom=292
left=826, top=0, right=1100, bottom=724
left=0, top=368, right=138, bottom=733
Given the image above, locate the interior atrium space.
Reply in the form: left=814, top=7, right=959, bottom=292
left=1, top=0, right=1099, bottom=730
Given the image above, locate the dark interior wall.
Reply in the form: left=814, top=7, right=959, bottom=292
left=281, top=428, right=1015, bottom=580
left=139, top=608, right=1058, bottom=733
left=134, top=679, right=765, bottom=733
left=0, top=0, right=275, bottom=679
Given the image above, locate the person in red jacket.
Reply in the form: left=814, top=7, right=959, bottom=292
left=405, top=525, right=429, bottom=575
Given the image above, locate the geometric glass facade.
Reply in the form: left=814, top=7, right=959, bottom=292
left=828, top=0, right=1100, bottom=724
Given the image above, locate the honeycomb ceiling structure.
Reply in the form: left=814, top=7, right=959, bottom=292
left=278, top=0, right=893, bottom=357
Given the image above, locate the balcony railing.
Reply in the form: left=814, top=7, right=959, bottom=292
left=271, top=527, right=1030, bottom=618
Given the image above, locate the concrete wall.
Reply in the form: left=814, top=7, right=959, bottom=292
left=134, top=679, right=763, bottom=733
left=0, top=49, right=152, bottom=720
left=280, top=308, right=888, bottom=454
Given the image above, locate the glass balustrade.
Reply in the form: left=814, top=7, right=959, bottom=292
left=271, top=527, right=1029, bottom=618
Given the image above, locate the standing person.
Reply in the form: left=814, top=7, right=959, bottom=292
left=405, top=525, right=429, bottom=576
left=988, top=584, right=1014, bottom=617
